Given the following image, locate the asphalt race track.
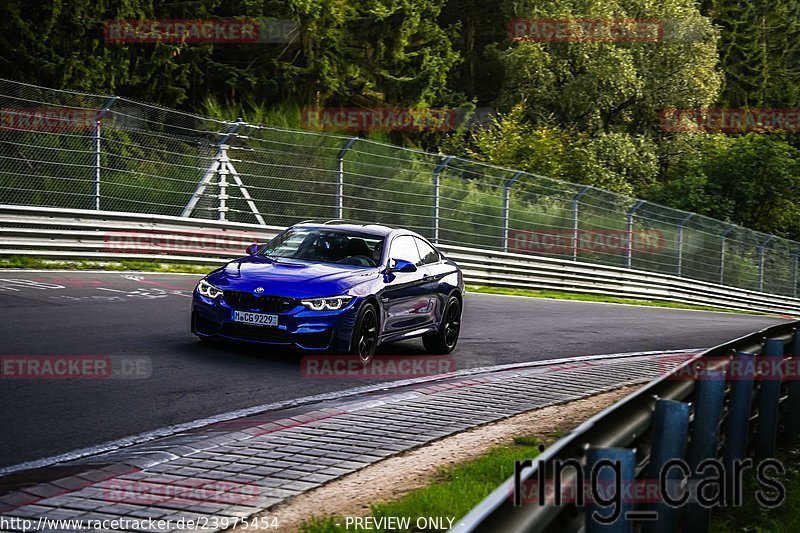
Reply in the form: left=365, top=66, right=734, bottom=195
left=0, top=271, right=790, bottom=468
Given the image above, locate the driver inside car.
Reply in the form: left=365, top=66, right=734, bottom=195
left=337, top=237, right=374, bottom=266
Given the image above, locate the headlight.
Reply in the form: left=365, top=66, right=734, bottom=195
left=300, top=295, right=353, bottom=311
left=197, top=280, right=223, bottom=299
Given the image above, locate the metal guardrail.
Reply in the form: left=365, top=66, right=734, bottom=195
left=2, top=204, right=800, bottom=316
left=452, top=321, right=800, bottom=532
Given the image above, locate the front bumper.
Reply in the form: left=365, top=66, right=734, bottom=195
left=191, top=291, right=359, bottom=352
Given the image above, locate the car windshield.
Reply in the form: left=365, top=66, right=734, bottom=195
left=259, top=228, right=385, bottom=267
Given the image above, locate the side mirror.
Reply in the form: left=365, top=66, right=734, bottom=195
left=388, top=258, right=417, bottom=273
left=245, top=244, right=260, bottom=255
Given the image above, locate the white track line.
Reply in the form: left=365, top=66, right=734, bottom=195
left=0, top=349, right=698, bottom=477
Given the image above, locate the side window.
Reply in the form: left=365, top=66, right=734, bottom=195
left=389, top=235, right=421, bottom=265
left=414, top=238, right=439, bottom=266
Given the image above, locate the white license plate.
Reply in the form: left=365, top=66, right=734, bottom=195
left=232, top=310, right=278, bottom=326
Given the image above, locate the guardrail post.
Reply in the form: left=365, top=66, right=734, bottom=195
left=676, top=213, right=695, bottom=277
left=572, top=186, right=591, bottom=261
left=502, top=171, right=524, bottom=252
left=786, top=331, right=800, bottom=440
left=723, top=351, right=755, bottom=502
left=432, top=156, right=452, bottom=244
left=585, top=447, right=635, bottom=533
left=625, top=200, right=645, bottom=269
left=93, top=96, right=118, bottom=210
left=336, top=137, right=358, bottom=219
left=719, top=226, right=734, bottom=285
left=684, top=368, right=725, bottom=533
left=758, top=235, right=775, bottom=292
left=183, top=119, right=243, bottom=218
left=645, top=399, right=690, bottom=533
left=756, top=339, right=784, bottom=460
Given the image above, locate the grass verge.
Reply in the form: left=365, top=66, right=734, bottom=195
left=466, top=284, right=769, bottom=315
left=710, top=443, right=800, bottom=531
left=300, top=438, right=545, bottom=532
left=0, top=255, right=211, bottom=274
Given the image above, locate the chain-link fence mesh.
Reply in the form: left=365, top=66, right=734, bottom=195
left=1, top=77, right=798, bottom=298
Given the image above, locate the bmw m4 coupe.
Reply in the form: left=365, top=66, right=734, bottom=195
left=191, top=221, right=464, bottom=363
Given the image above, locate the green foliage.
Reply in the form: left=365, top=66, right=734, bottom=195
left=493, top=0, right=722, bottom=133
left=0, top=0, right=459, bottom=110
left=301, top=439, right=543, bottom=532
left=648, top=134, right=800, bottom=238
left=467, top=106, right=659, bottom=195
left=711, top=444, right=800, bottom=531
left=705, top=0, right=800, bottom=108
left=467, top=105, right=567, bottom=177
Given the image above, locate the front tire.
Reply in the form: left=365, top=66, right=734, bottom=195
left=423, top=295, right=461, bottom=354
left=351, top=302, right=379, bottom=364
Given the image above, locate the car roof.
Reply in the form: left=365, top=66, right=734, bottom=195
left=292, top=220, right=396, bottom=237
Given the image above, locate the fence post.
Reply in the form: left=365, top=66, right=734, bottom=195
left=572, top=186, right=591, bottom=261
left=684, top=368, right=725, bottom=533
left=758, top=235, right=775, bottom=292
left=432, top=156, right=452, bottom=244
left=625, top=200, right=645, bottom=269
left=336, top=137, right=359, bottom=219
left=723, top=351, right=755, bottom=503
left=756, top=339, right=784, bottom=461
left=793, top=253, right=799, bottom=298
left=585, top=447, right=635, bottom=533
left=182, top=119, right=243, bottom=218
left=217, top=145, right=229, bottom=221
left=502, top=171, right=524, bottom=252
left=719, top=226, right=734, bottom=285
left=645, top=399, right=690, bottom=533
left=93, top=96, right=118, bottom=210
left=785, top=330, right=800, bottom=440
left=676, top=213, right=695, bottom=276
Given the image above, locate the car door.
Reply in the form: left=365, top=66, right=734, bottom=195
left=380, top=235, right=436, bottom=336
left=412, top=237, right=452, bottom=325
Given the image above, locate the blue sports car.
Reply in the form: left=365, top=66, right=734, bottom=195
left=191, top=221, right=464, bottom=363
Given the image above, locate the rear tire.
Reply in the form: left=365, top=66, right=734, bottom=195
left=423, top=295, right=461, bottom=354
left=350, top=302, right=379, bottom=364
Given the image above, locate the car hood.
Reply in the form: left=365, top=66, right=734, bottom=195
left=205, top=256, right=379, bottom=298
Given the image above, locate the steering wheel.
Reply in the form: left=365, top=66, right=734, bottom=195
left=337, top=255, right=375, bottom=266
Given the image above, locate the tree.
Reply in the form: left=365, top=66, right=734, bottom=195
left=703, top=0, right=800, bottom=108
left=0, top=0, right=461, bottom=110
left=647, top=134, right=800, bottom=238
left=493, top=0, right=722, bottom=134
